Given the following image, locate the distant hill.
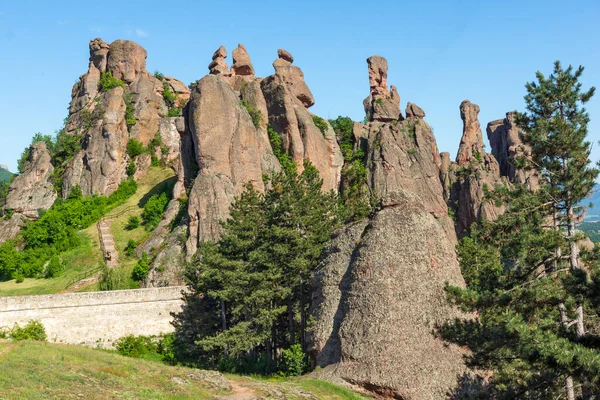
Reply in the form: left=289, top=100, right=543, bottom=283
left=583, top=184, right=600, bottom=221
left=0, top=165, right=13, bottom=183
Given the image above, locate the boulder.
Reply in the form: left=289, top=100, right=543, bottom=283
left=208, top=45, right=229, bottom=75
left=310, top=193, right=467, bottom=399
left=363, top=56, right=401, bottom=122
left=405, top=102, right=426, bottom=119
left=271, top=49, right=315, bottom=108
left=4, top=142, right=56, bottom=219
left=89, top=37, right=110, bottom=73
left=231, top=44, right=255, bottom=76
left=107, top=39, right=148, bottom=84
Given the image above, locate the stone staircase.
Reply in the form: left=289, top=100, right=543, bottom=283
left=98, top=219, right=118, bottom=268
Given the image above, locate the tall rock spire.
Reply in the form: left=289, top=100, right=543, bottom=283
left=363, top=56, right=401, bottom=122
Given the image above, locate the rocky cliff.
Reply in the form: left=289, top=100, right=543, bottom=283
left=308, top=57, right=467, bottom=399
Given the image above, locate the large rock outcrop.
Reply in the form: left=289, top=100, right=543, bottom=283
left=0, top=142, right=57, bottom=243
left=5, top=142, right=56, bottom=219
left=309, top=56, right=466, bottom=399
left=63, top=38, right=184, bottom=197
left=310, top=194, right=467, bottom=399
left=184, top=73, right=280, bottom=255
left=444, top=100, right=505, bottom=236
left=261, top=49, right=343, bottom=192
left=487, top=112, right=539, bottom=190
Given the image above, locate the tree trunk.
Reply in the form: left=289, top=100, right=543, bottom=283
left=559, top=302, right=576, bottom=400
left=288, top=300, right=295, bottom=345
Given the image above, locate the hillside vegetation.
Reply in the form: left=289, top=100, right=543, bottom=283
left=0, top=167, right=12, bottom=183
left=0, top=340, right=368, bottom=400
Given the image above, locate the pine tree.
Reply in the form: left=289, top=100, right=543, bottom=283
left=173, top=161, right=342, bottom=373
left=443, top=62, right=600, bottom=398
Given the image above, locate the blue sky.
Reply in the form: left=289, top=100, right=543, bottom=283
left=0, top=0, right=599, bottom=172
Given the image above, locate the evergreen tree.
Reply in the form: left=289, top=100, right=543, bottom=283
left=443, top=62, right=600, bottom=399
left=174, top=161, right=342, bottom=372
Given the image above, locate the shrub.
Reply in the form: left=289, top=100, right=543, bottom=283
left=99, top=71, right=125, bottom=92
left=167, top=107, right=181, bottom=117
left=99, top=266, right=136, bottom=291
left=123, top=91, right=136, bottom=129
left=153, top=71, right=165, bottom=81
left=115, top=334, right=155, bottom=358
left=278, top=344, right=306, bottom=377
left=162, top=84, right=177, bottom=108
left=268, top=127, right=294, bottom=172
left=10, top=320, right=47, bottom=341
left=45, top=255, right=64, bottom=278
left=312, top=115, right=329, bottom=137
left=142, top=192, right=169, bottom=231
left=132, top=253, right=150, bottom=282
left=125, top=216, right=140, bottom=230
left=126, top=138, right=145, bottom=159
left=126, top=161, right=136, bottom=177
left=240, top=100, right=262, bottom=128
left=125, top=239, right=137, bottom=257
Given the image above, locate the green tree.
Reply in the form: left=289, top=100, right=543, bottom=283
left=174, top=161, right=342, bottom=372
left=443, top=62, right=600, bottom=399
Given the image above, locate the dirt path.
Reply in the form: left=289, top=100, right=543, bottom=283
left=216, top=379, right=259, bottom=400
left=0, top=343, right=17, bottom=358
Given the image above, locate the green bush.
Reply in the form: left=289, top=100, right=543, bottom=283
left=312, top=115, right=329, bottom=137
left=240, top=100, right=262, bottom=128
left=132, top=253, right=150, bottom=282
left=123, top=91, right=136, bottom=129
left=268, top=127, right=294, bottom=172
left=278, top=344, right=306, bottom=377
left=126, top=162, right=136, bottom=177
left=162, top=84, right=177, bottom=108
left=167, top=107, right=181, bottom=117
left=142, top=193, right=169, bottom=231
left=115, top=334, right=156, bottom=358
left=10, top=320, right=47, bottom=341
left=45, top=255, right=64, bottom=278
left=154, top=71, right=165, bottom=81
left=125, top=239, right=137, bottom=257
left=99, top=266, right=136, bottom=291
left=125, top=216, right=140, bottom=230
left=126, top=138, right=145, bottom=159
left=99, top=71, right=125, bottom=92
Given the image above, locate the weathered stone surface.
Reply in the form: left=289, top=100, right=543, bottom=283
left=89, top=37, right=110, bottom=73
left=128, top=73, right=167, bottom=145
left=363, top=56, right=401, bottom=122
left=405, top=102, right=426, bottom=119
left=271, top=49, right=315, bottom=108
left=261, top=74, right=343, bottom=192
left=310, top=194, right=467, bottom=399
left=450, top=100, right=505, bottom=236
left=132, top=153, right=152, bottom=181
left=63, top=87, right=129, bottom=197
left=366, top=119, right=456, bottom=239
left=0, top=214, right=24, bottom=244
left=107, top=40, right=147, bottom=84
left=487, top=112, right=539, bottom=190
left=439, top=151, right=456, bottom=202
left=208, top=45, right=228, bottom=75
left=5, top=142, right=56, bottom=219
left=158, top=117, right=185, bottom=164
left=231, top=44, right=255, bottom=76
left=185, top=74, right=280, bottom=255
left=163, top=76, right=190, bottom=106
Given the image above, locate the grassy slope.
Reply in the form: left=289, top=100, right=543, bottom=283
left=0, top=341, right=368, bottom=400
left=0, top=167, right=175, bottom=297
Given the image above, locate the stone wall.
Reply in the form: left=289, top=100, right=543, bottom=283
left=0, top=287, right=184, bottom=348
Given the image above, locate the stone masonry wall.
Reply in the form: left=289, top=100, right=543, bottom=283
left=0, top=287, right=184, bottom=348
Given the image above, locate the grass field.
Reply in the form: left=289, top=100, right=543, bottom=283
left=0, top=340, right=369, bottom=399
left=0, top=167, right=176, bottom=297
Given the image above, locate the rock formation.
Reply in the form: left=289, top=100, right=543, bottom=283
left=309, top=56, right=467, bottom=399
left=363, top=56, right=401, bottom=122
left=443, top=100, right=505, bottom=236
left=0, top=142, right=57, bottom=243
left=62, top=38, right=187, bottom=197
left=487, top=112, right=539, bottom=190
left=208, top=45, right=228, bottom=75
left=231, top=44, right=255, bottom=76
left=261, top=49, right=343, bottom=192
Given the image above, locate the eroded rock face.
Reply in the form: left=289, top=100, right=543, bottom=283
left=271, top=49, right=314, bottom=108
left=405, top=102, right=426, bottom=119
left=448, top=100, right=505, bottom=236
left=208, top=45, right=229, bottom=75
left=63, top=87, right=129, bottom=197
left=107, top=40, right=148, bottom=84
left=185, top=74, right=280, bottom=255
left=363, top=56, right=401, bottom=122
left=261, top=52, right=343, bottom=192
left=487, top=112, right=539, bottom=190
left=310, top=194, right=467, bottom=399
left=5, top=142, right=56, bottom=219
left=231, top=44, right=255, bottom=76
